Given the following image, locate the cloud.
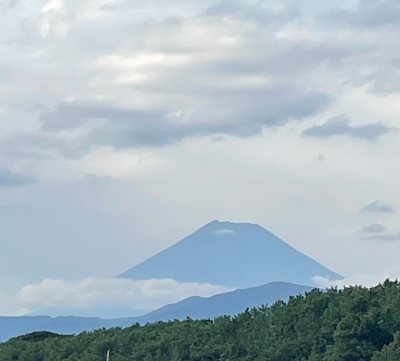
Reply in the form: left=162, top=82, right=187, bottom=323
left=312, top=266, right=400, bottom=289
left=0, top=168, right=38, bottom=187
left=362, top=233, right=400, bottom=241
left=2, top=0, right=398, bottom=159
left=213, top=229, right=237, bottom=235
left=0, top=0, right=17, bottom=12
left=359, top=223, right=387, bottom=233
left=317, top=1, right=400, bottom=93
left=325, top=0, right=400, bottom=29
left=17, top=278, right=233, bottom=313
left=302, top=115, right=392, bottom=141
left=29, top=84, right=331, bottom=154
left=204, top=0, right=299, bottom=25
left=361, top=201, right=396, bottom=213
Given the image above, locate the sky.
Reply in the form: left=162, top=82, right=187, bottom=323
left=1, top=0, right=400, bottom=315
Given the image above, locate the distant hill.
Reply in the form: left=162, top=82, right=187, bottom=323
left=27, top=308, right=149, bottom=319
left=0, top=282, right=313, bottom=341
left=118, top=220, right=342, bottom=288
left=139, top=282, right=313, bottom=322
left=0, top=316, right=132, bottom=342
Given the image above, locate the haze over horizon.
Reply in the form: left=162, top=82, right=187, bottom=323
left=1, top=0, right=400, bottom=316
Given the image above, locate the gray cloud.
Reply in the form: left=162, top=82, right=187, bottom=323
left=318, top=0, right=400, bottom=93
left=325, top=0, right=400, bottom=29
left=0, top=168, right=37, bottom=187
left=0, top=0, right=17, bottom=12
left=302, top=115, right=391, bottom=141
left=0, top=133, right=88, bottom=160
left=359, top=223, right=387, bottom=234
left=204, top=0, right=300, bottom=25
left=34, top=85, right=331, bottom=153
left=363, top=233, right=400, bottom=241
left=1, top=0, right=398, bottom=159
left=361, top=201, right=396, bottom=214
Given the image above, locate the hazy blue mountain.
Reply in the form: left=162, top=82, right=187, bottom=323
left=0, top=316, right=134, bottom=342
left=118, top=220, right=342, bottom=288
left=0, top=282, right=313, bottom=341
left=27, top=308, right=149, bottom=319
left=140, top=282, right=313, bottom=322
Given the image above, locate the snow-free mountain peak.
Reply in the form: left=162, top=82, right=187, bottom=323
left=117, top=221, right=342, bottom=288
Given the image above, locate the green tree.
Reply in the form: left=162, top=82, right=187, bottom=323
left=371, top=332, right=400, bottom=361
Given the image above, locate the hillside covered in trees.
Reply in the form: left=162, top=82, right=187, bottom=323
left=1, top=280, right=400, bottom=361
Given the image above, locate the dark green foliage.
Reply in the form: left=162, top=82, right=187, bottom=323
left=371, top=332, right=400, bottom=361
left=11, top=332, right=72, bottom=343
left=1, top=280, right=400, bottom=361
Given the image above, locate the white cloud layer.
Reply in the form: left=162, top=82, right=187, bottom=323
left=2, top=270, right=399, bottom=316
left=312, top=266, right=400, bottom=289
left=13, top=278, right=232, bottom=315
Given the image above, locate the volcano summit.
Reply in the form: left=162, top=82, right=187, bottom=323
left=118, top=220, right=342, bottom=288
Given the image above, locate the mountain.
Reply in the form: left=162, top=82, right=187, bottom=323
left=118, top=220, right=342, bottom=288
left=139, top=282, right=313, bottom=322
left=0, top=316, right=133, bottom=342
left=27, top=308, right=149, bottom=319
left=0, top=282, right=313, bottom=342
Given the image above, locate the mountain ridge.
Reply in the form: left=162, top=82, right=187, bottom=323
left=140, top=281, right=313, bottom=322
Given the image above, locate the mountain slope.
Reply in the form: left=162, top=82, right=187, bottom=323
left=140, top=282, right=313, bottom=322
left=118, top=220, right=342, bottom=288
